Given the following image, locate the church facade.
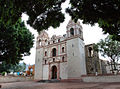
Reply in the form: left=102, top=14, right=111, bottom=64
left=34, top=20, right=101, bottom=80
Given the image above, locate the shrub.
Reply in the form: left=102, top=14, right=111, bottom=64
left=1, top=72, right=5, bottom=76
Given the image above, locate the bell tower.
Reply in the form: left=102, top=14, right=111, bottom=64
left=66, top=20, right=83, bottom=40
left=35, top=30, right=49, bottom=80
left=36, top=31, right=49, bottom=47
left=66, top=20, right=86, bottom=78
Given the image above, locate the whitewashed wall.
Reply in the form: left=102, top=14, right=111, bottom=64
left=34, top=48, right=43, bottom=80
left=82, top=75, right=120, bottom=82
left=60, top=62, right=68, bottom=79
left=67, top=38, right=86, bottom=78
left=43, top=65, right=49, bottom=80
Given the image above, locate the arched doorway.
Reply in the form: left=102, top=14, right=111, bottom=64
left=51, top=66, right=57, bottom=79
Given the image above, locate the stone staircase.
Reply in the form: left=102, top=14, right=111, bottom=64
left=60, top=78, right=83, bottom=83
left=37, top=79, right=83, bottom=83
left=37, top=79, right=60, bottom=83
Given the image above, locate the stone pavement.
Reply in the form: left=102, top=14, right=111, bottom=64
left=1, top=81, right=120, bottom=89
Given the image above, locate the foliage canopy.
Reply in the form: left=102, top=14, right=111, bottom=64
left=66, top=0, right=120, bottom=41
left=0, top=19, right=34, bottom=65
left=1, top=0, right=120, bottom=40
left=0, top=62, right=26, bottom=73
left=97, top=36, right=120, bottom=72
left=0, top=0, right=65, bottom=32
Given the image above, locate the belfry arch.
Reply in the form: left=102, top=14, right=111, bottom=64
left=70, top=28, right=74, bottom=36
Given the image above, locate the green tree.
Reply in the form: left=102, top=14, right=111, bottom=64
left=0, top=0, right=65, bottom=32
left=0, top=61, right=11, bottom=73
left=9, top=62, right=26, bottom=73
left=0, top=0, right=65, bottom=66
left=1, top=0, right=120, bottom=41
left=66, top=0, right=120, bottom=41
left=97, top=36, right=120, bottom=73
left=0, top=62, right=26, bottom=73
left=0, top=19, right=34, bottom=65
left=20, top=62, right=26, bottom=72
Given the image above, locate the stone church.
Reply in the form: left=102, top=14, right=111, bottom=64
left=34, top=20, right=102, bottom=80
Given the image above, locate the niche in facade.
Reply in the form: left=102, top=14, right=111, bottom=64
left=58, top=39, right=60, bottom=42
left=52, top=48, right=56, bottom=57
left=70, top=28, right=74, bottom=36
left=62, top=47, right=64, bottom=53
left=45, top=51, right=47, bottom=56
left=45, top=60, right=47, bottom=64
left=62, top=56, right=64, bottom=62
left=88, top=47, right=93, bottom=57
left=39, top=39, right=41, bottom=46
left=45, top=39, right=47, bottom=42
left=53, top=58, right=55, bottom=62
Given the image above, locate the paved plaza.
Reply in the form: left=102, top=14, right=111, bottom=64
left=1, top=81, right=120, bottom=89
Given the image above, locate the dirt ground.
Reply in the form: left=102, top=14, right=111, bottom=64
left=1, top=81, right=120, bottom=89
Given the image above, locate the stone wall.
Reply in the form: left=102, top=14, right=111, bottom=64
left=43, top=65, right=49, bottom=80
left=0, top=76, right=33, bottom=83
left=34, top=48, right=43, bottom=80
left=67, top=37, right=86, bottom=78
left=60, top=62, right=68, bottom=79
left=82, top=75, right=120, bottom=82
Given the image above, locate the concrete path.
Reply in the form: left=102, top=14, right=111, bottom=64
left=1, top=81, right=120, bottom=89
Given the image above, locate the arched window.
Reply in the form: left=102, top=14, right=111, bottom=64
left=53, top=58, right=55, bottom=62
left=39, top=39, right=41, bottom=42
left=45, top=51, right=47, bottom=56
left=62, top=47, right=64, bottom=53
left=53, top=40, right=55, bottom=43
left=52, top=48, right=56, bottom=57
left=39, top=39, right=41, bottom=46
left=45, top=39, right=47, bottom=42
left=48, top=41, right=50, bottom=44
left=62, top=56, right=64, bottom=62
left=88, top=47, right=93, bottom=57
left=45, top=60, right=47, bottom=64
left=70, top=28, right=74, bottom=36
left=58, top=39, right=60, bottom=42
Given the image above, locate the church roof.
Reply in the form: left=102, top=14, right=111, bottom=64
left=66, top=20, right=82, bottom=29
left=37, top=30, right=49, bottom=39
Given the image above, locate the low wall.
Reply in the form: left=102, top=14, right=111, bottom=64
left=0, top=76, right=33, bottom=83
left=82, top=74, right=120, bottom=82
